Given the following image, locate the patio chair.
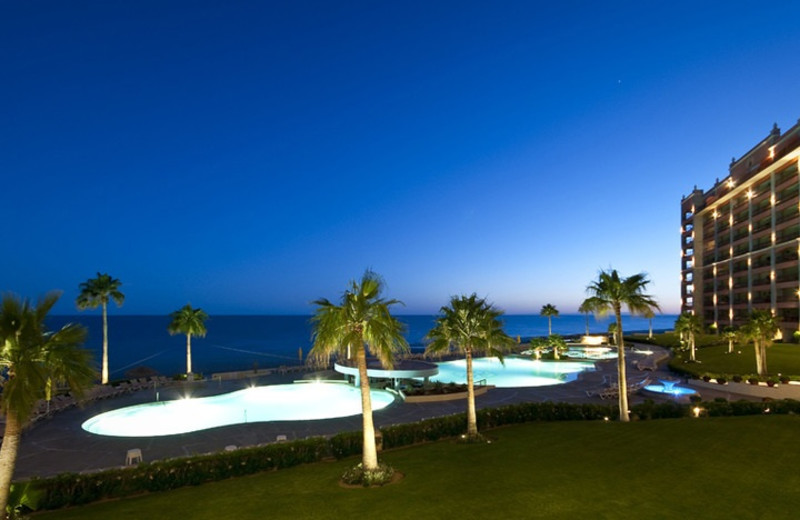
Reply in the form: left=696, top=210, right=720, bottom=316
left=125, top=448, right=143, bottom=465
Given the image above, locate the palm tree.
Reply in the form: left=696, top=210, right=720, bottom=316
left=540, top=304, right=559, bottom=336
left=167, top=304, right=208, bottom=378
left=582, top=269, right=660, bottom=422
left=643, top=307, right=655, bottom=339
left=674, top=312, right=702, bottom=362
left=608, top=322, right=618, bottom=344
left=309, top=271, right=407, bottom=474
left=426, top=294, right=515, bottom=439
left=741, top=310, right=778, bottom=377
left=578, top=300, right=594, bottom=336
left=548, top=334, right=567, bottom=360
left=76, top=273, right=124, bottom=384
left=528, top=337, right=547, bottom=359
left=0, top=292, right=95, bottom=513
left=722, top=326, right=737, bottom=354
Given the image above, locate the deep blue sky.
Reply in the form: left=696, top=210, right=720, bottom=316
left=4, top=1, right=800, bottom=315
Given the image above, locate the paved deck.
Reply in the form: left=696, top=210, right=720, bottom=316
left=13, top=344, right=714, bottom=480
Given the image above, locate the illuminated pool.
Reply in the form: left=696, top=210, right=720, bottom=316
left=643, top=380, right=698, bottom=397
left=431, top=357, right=595, bottom=388
left=82, top=382, right=397, bottom=437
left=564, top=346, right=617, bottom=360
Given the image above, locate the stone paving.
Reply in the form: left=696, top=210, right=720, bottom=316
left=13, top=344, right=714, bottom=480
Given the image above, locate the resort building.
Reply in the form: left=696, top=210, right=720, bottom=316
left=681, top=119, right=800, bottom=338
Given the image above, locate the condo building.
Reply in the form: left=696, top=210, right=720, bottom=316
left=681, top=119, right=800, bottom=339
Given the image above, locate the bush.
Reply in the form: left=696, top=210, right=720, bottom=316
left=630, top=400, right=687, bottom=420
left=341, top=462, right=394, bottom=487
left=329, top=431, right=362, bottom=459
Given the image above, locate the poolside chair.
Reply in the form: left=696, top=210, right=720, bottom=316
left=125, top=448, right=143, bottom=465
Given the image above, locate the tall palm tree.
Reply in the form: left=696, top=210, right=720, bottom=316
left=426, top=294, right=515, bottom=439
left=578, top=300, right=594, bottom=336
left=0, top=292, right=95, bottom=514
left=76, top=273, right=124, bottom=384
left=741, top=310, right=778, bottom=377
left=309, top=271, right=407, bottom=473
left=167, top=304, right=208, bottom=378
left=582, top=269, right=660, bottom=422
left=540, top=304, right=559, bottom=336
left=674, top=312, right=702, bottom=362
left=722, top=326, right=737, bottom=354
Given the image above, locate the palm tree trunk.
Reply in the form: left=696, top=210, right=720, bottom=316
left=690, top=334, right=696, bottom=362
left=756, top=341, right=767, bottom=376
left=0, top=410, right=22, bottom=515
left=754, top=340, right=764, bottom=376
left=584, top=314, right=589, bottom=336
left=356, top=345, right=379, bottom=470
left=548, top=317, right=552, bottom=336
left=102, top=301, right=109, bottom=384
left=728, top=339, right=734, bottom=354
left=648, top=319, right=653, bottom=339
left=615, top=307, right=629, bottom=422
left=465, top=348, right=478, bottom=438
left=186, top=333, right=193, bottom=376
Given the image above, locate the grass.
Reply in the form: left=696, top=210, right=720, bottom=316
left=35, top=415, right=800, bottom=519
left=670, top=342, right=800, bottom=378
left=632, top=332, right=800, bottom=378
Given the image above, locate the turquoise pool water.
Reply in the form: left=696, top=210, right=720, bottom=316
left=82, top=382, right=396, bottom=437
left=644, top=380, right=698, bottom=397
left=432, top=357, right=596, bottom=388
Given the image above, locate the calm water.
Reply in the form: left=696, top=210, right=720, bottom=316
left=47, top=314, right=677, bottom=378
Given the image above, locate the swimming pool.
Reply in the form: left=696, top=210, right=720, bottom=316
left=643, top=379, right=698, bottom=397
left=82, top=382, right=397, bottom=437
left=432, top=357, right=596, bottom=388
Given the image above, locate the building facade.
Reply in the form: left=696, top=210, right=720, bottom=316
left=681, top=119, right=800, bottom=338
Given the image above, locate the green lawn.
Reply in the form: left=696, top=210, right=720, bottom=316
left=632, top=332, right=800, bottom=378
left=671, top=342, right=800, bottom=378
left=35, top=415, right=800, bottom=519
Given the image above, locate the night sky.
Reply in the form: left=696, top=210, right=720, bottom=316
left=4, top=1, right=800, bottom=315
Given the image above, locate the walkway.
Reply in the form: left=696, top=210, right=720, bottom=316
left=14, top=344, right=691, bottom=479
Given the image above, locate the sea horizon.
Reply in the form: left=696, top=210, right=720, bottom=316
left=47, top=314, right=679, bottom=379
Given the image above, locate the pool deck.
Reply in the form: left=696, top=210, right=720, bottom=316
left=11, top=343, right=738, bottom=480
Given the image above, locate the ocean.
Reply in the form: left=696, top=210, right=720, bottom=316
left=46, top=314, right=678, bottom=379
